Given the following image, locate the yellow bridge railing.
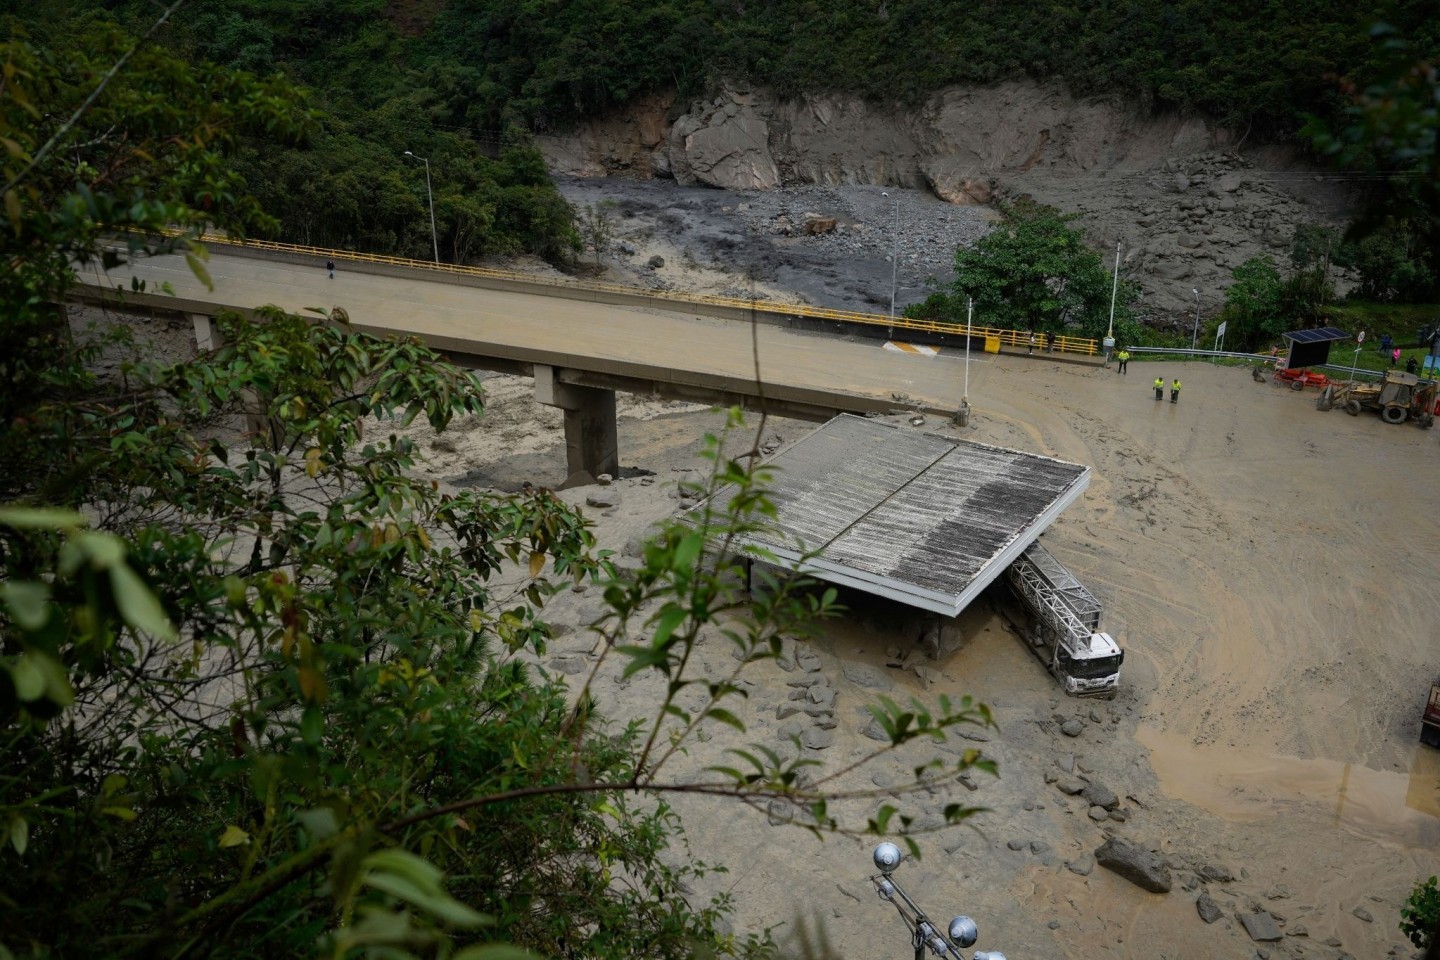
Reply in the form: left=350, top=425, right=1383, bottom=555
left=189, top=232, right=1102, bottom=357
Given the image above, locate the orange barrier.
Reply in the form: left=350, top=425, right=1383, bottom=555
left=182, top=231, right=1101, bottom=356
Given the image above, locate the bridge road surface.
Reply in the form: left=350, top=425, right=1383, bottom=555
left=81, top=251, right=975, bottom=415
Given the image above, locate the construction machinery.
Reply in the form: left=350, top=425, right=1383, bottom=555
left=1004, top=542, right=1124, bottom=698
left=1316, top=370, right=1437, bottom=427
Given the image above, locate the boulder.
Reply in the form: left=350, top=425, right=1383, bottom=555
left=802, top=727, right=834, bottom=750
left=1196, top=890, right=1223, bottom=924
left=667, top=90, right=780, bottom=190
left=841, top=662, right=893, bottom=690
left=1237, top=912, right=1283, bottom=942
left=1198, top=862, right=1235, bottom=883
left=1094, top=837, right=1172, bottom=893
left=1082, top=781, right=1120, bottom=810
left=803, top=216, right=837, bottom=235
left=585, top=490, right=620, bottom=509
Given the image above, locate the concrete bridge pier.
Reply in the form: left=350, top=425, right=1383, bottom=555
left=192, top=313, right=222, bottom=353
left=534, top=365, right=619, bottom=483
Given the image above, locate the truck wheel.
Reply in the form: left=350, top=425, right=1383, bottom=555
left=1345, top=399, right=1362, bottom=416
left=1382, top=404, right=1408, bottom=424
left=1290, top=379, right=1304, bottom=391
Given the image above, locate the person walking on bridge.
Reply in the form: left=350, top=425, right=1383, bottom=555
left=1170, top=378, right=1182, bottom=403
left=326, top=258, right=335, bottom=280
left=1153, top=376, right=1164, bottom=401
left=1116, top=348, right=1130, bottom=374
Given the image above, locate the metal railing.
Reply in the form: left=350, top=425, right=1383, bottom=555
left=181, top=231, right=1102, bottom=356
left=1125, top=346, right=1427, bottom=384
left=1007, top=552, right=1094, bottom=653
left=1125, top=346, right=1272, bottom=363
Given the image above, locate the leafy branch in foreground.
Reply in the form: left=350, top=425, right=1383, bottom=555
left=3, top=21, right=998, bottom=953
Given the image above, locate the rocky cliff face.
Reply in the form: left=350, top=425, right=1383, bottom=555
left=542, top=81, right=1353, bottom=315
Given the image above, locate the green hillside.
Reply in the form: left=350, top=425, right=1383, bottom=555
left=9, top=0, right=1438, bottom=270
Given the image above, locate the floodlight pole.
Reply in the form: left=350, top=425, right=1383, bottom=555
left=1191, top=287, right=1201, bottom=351
left=883, top=190, right=900, bottom=341
left=404, top=150, right=440, bottom=264
left=964, top=298, right=973, bottom=403
left=1105, top=241, right=1120, bottom=364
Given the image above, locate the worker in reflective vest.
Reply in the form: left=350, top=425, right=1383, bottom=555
left=1171, top=378, right=1182, bottom=403
left=1153, top=376, right=1164, bottom=401
left=1116, top=348, right=1130, bottom=374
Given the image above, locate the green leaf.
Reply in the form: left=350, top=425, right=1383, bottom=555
left=452, top=946, right=540, bottom=960
left=702, top=707, right=744, bottom=731
left=296, top=807, right=340, bottom=840
left=0, top=507, right=86, bottom=530
left=218, top=825, right=250, bottom=848
left=76, top=531, right=125, bottom=569
left=184, top=250, right=214, bottom=291
left=651, top=605, right=688, bottom=648
left=8, top=814, right=28, bottom=857
left=0, top=581, right=51, bottom=630
left=9, top=653, right=45, bottom=702
left=300, top=706, right=323, bottom=745
left=672, top=532, right=704, bottom=570
left=364, top=872, right=488, bottom=928
left=108, top=563, right=178, bottom=642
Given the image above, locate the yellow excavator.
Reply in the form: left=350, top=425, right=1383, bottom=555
left=1316, top=370, right=1437, bottom=427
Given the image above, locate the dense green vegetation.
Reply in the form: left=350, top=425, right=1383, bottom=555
left=14, top=0, right=1439, bottom=268
left=79, top=0, right=1437, bottom=136
left=6, top=2, right=585, bottom=266
left=909, top=200, right=1144, bottom=346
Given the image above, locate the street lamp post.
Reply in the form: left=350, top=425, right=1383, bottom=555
left=403, top=150, right=439, bottom=264
left=869, top=843, right=1007, bottom=960
left=882, top=190, right=900, bottom=341
left=1190, top=287, right=1201, bottom=351
left=1104, top=241, right=1120, bottom=364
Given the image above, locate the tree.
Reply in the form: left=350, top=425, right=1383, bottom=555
left=1283, top=224, right=1340, bottom=323
left=1304, top=24, right=1440, bottom=304
left=1402, top=876, right=1440, bottom=951
left=3, top=17, right=998, bottom=960
left=0, top=14, right=307, bottom=442
left=911, top=200, right=1138, bottom=345
left=577, top=199, right=619, bottom=267
left=1220, top=255, right=1286, bottom=350
left=1336, top=217, right=1438, bottom=302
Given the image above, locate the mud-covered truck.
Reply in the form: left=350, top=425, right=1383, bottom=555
left=1005, top=541, right=1124, bottom=698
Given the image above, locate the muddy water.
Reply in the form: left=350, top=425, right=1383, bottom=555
left=1140, top=727, right=1440, bottom=848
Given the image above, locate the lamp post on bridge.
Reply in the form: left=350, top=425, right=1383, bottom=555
left=403, top=150, right=439, bottom=265
left=882, top=190, right=900, bottom=342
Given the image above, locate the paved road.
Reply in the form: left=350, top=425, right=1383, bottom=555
left=83, top=250, right=982, bottom=413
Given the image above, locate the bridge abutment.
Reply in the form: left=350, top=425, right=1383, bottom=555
left=534, top=365, right=619, bottom=482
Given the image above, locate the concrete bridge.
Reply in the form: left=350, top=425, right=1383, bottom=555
left=75, top=246, right=1093, bottom=483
